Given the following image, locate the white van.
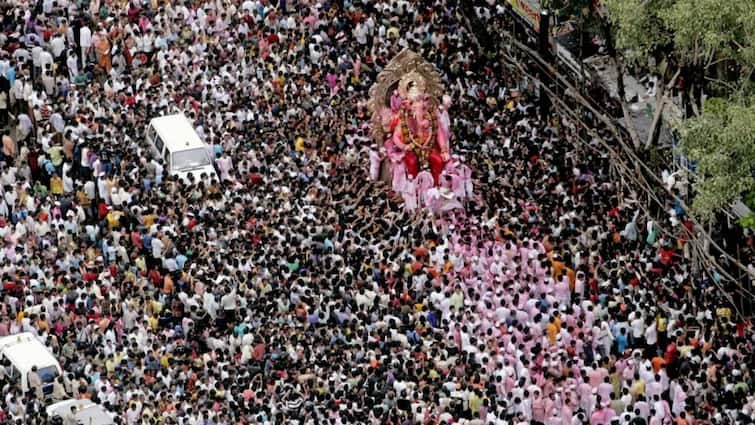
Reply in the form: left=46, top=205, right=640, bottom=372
left=0, top=332, right=63, bottom=396
left=145, top=113, right=218, bottom=184
left=47, top=398, right=115, bottom=425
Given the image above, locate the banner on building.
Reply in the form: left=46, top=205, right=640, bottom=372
left=509, top=0, right=541, bottom=31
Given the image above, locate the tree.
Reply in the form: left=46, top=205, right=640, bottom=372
left=602, top=0, right=671, bottom=66
left=605, top=0, right=755, bottom=224
left=678, top=95, right=755, bottom=222
left=740, top=191, right=755, bottom=229
left=604, top=0, right=755, bottom=108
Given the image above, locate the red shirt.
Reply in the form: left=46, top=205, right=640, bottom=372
left=253, top=343, right=265, bottom=361
left=659, top=248, right=674, bottom=265
left=149, top=269, right=162, bottom=285
left=131, top=231, right=143, bottom=249
left=97, top=202, right=109, bottom=219
left=3, top=281, right=20, bottom=293
left=248, top=173, right=264, bottom=185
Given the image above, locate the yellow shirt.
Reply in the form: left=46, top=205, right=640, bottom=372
left=631, top=379, right=646, bottom=397
left=77, top=190, right=91, bottom=207
left=151, top=300, right=163, bottom=315
left=546, top=322, right=558, bottom=343
left=135, top=257, right=146, bottom=272
left=160, top=354, right=171, bottom=368
left=295, top=137, right=305, bottom=152
left=656, top=316, right=667, bottom=332
left=106, top=211, right=121, bottom=229
left=144, top=214, right=156, bottom=228
left=443, top=260, right=453, bottom=274
left=469, top=393, right=483, bottom=415
left=50, top=176, right=64, bottom=195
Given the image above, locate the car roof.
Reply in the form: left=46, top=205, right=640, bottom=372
left=47, top=399, right=115, bottom=424
left=46, top=399, right=95, bottom=416
left=148, top=113, right=205, bottom=151
left=0, top=333, right=58, bottom=373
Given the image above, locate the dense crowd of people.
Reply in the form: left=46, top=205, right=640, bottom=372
left=0, top=0, right=752, bottom=424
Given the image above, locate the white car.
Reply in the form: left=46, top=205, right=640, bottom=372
left=46, top=399, right=115, bottom=425
left=0, top=332, right=63, bottom=397
left=145, top=113, right=218, bottom=184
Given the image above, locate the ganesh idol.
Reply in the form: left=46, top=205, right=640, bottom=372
left=368, top=50, right=472, bottom=213
left=387, top=71, right=451, bottom=186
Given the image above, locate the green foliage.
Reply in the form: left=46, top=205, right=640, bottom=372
left=744, top=190, right=755, bottom=210
left=545, top=0, right=592, bottom=19
left=741, top=190, right=755, bottom=229
left=660, top=0, right=755, bottom=68
left=606, top=0, right=755, bottom=225
left=604, top=0, right=755, bottom=79
left=545, top=0, right=606, bottom=40
left=679, top=96, right=755, bottom=222
left=603, top=0, right=673, bottom=66
left=740, top=213, right=755, bottom=229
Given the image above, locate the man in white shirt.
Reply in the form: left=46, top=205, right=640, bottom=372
left=31, top=43, right=44, bottom=80
left=220, top=286, right=238, bottom=323
left=151, top=234, right=164, bottom=260
left=50, top=34, right=66, bottom=60
left=79, top=24, right=92, bottom=67
left=66, top=49, right=79, bottom=79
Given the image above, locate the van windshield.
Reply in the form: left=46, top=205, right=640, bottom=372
left=171, top=148, right=211, bottom=170
left=37, top=365, right=58, bottom=383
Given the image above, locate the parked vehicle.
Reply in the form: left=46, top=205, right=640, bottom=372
left=145, top=113, right=218, bottom=184
left=46, top=398, right=115, bottom=425
left=0, top=332, right=63, bottom=397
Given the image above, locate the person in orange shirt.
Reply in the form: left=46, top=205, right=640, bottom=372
left=674, top=411, right=689, bottom=425
left=551, top=255, right=565, bottom=279
left=36, top=314, right=50, bottom=334
left=651, top=354, right=667, bottom=373
left=95, top=33, right=112, bottom=72
left=163, top=273, right=174, bottom=294
left=565, top=267, right=576, bottom=290
left=546, top=316, right=559, bottom=344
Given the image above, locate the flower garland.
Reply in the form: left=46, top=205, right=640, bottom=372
left=399, top=103, right=438, bottom=169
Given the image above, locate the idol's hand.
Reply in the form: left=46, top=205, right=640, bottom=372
left=441, top=152, right=450, bottom=162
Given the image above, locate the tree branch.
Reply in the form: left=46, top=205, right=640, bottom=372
left=689, top=86, right=701, bottom=117
left=665, top=69, right=681, bottom=90
left=645, top=90, right=666, bottom=148
left=703, top=76, right=739, bottom=94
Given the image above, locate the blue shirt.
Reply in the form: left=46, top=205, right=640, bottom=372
left=6, top=67, right=15, bottom=87
left=44, top=160, right=55, bottom=174
left=616, top=333, right=628, bottom=353
left=176, top=254, right=188, bottom=270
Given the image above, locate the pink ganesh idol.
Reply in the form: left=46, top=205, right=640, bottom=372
left=388, top=72, right=451, bottom=185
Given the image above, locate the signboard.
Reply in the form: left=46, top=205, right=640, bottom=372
left=509, top=0, right=541, bottom=31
